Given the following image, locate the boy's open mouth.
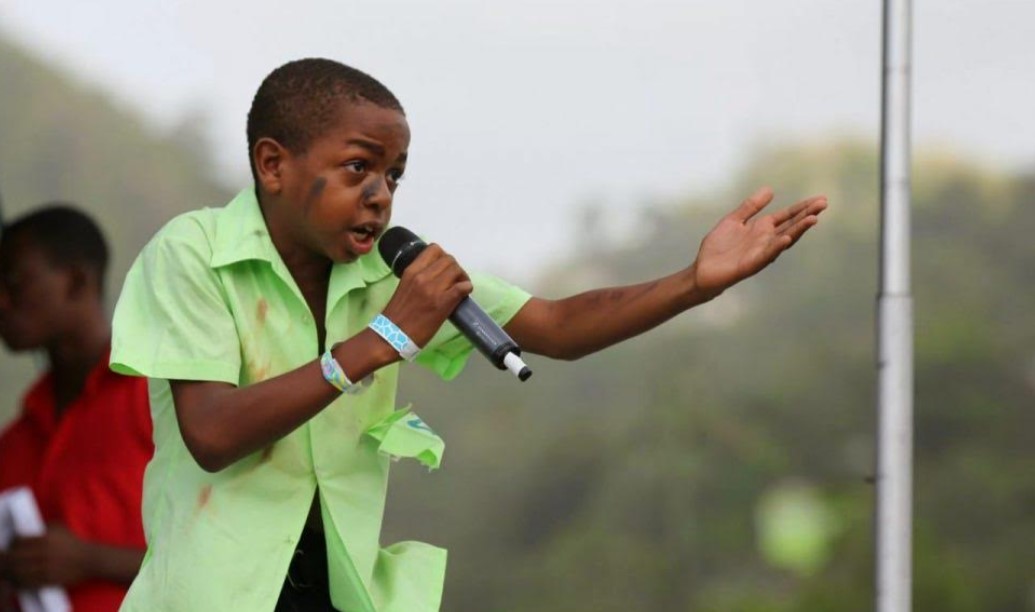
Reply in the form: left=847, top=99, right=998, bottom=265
left=347, top=222, right=383, bottom=254
left=350, top=223, right=381, bottom=240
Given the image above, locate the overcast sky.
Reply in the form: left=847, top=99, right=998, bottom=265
left=1, top=0, right=1032, bottom=280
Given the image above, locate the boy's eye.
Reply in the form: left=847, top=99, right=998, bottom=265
left=343, top=160, right=366, bottom=173
left=387, top=168, right=405, bottom=183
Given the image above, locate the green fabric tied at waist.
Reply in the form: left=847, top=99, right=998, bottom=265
left=364, top=406, right=445, bottom=470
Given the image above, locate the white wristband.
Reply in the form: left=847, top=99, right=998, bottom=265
left=368, top=314, right=421, bottom=361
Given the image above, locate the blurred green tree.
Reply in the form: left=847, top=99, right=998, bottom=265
left=2, top=33, right=1032, bottom=612
left=386, top=141, right=1034, bottom=611
left=0, top=37, right=230, bottom=417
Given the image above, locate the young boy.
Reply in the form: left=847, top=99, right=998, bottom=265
left=0, top=206, right=152, bottom=611
left=110, top=58, right=825, bottom=611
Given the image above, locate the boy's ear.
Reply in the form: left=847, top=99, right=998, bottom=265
left=254, top=137, right=290, bottom=195
left=64, top=262, right=101, bottom=301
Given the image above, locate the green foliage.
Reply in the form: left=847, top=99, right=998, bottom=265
left=385, top=141, right=1035, bottom=610
left=2, top=32, right=1032, bottom=612
left=0, top=37, right=230, bottom=418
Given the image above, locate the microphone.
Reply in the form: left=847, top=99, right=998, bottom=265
left=378, top=227, right=533, bottom=381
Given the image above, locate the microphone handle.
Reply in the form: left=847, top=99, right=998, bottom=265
left=448, top=296, right=520, bottom=369
left=381, top=231, right=532, bottom=380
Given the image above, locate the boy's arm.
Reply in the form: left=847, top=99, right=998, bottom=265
left=170, top=330, right=395, bottom=472
left=170, top=244, right=472, bottom=473
left=4, top=525, right=144, bottom=588
left=505, top=188, right=827, bottom=360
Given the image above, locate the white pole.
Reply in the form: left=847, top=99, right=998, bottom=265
left=877, top=0, right=913, bottom=611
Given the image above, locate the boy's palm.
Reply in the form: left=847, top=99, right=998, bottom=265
left=693, top=187, right=827, bottom=296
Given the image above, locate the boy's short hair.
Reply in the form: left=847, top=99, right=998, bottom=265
left=246, top=58, right=404, bottom=184
left=1, top=204, right=110, bottom=290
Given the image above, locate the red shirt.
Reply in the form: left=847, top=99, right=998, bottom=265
left=0, top=350, right=153, bottom=611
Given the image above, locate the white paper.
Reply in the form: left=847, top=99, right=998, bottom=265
left=0, top=487, right=72, bottom=612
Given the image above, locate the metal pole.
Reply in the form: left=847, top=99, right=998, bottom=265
left=877, top=0, right=913, bottom=611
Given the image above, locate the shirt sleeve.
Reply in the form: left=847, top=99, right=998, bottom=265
left=416, top=271, right=532, bottom=380
left=110, top=213, right=241, bottom=384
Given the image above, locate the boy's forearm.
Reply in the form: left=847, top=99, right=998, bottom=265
left=173, top=329, right=399, bottom=472
left=83, top=542, right=145, bottom=584
left=508, top=264, right=715, bottom=361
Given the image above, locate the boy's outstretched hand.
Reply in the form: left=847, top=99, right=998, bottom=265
left=506, top=186, right=827, bottom=361
left=692, top=187, right=827, bottom=299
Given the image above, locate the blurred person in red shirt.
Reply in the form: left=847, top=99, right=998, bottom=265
left=0, top=205, right=152, bottom=611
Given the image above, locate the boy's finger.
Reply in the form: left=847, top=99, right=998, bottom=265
left=778, top=198, right=823, bottom=235
left=400, top=243, right=445, bottom=277
left=730, top=187, right=774, bottom=222
left=783, top=215, right=820, bottom=245
left=771, top=195, right=825, bottom=228
left=420, top=251, right=468, bottom=285
left=776, top=201, right=817, bottom=234
left=449, top=280, right=474, bottom=301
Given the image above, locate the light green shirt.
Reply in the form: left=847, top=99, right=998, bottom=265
left=110, top=188, right=530, bottom=611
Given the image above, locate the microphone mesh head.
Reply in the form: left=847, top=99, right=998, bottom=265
left=378, top=226, right=425, bottom=276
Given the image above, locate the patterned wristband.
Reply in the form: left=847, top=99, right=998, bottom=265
left=369, top=314, right=421, bottom=361
left=320, top=349, right=361, bottom=395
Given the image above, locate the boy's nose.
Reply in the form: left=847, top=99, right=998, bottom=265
left=364, top=176, right=393, bottom=211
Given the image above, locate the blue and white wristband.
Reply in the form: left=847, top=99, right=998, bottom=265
left=369, top=314, right=422, bottom=361
left=321, top=349, right=363, bottom=395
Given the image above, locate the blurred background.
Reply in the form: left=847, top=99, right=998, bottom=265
left=1, top=1, right=1033, bottom=610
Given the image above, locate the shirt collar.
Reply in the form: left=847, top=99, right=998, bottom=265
left=209, top=188, right=281, bottom=269
left=22, top=345, right=114, bottom=432
left=209, top=188, right=393, bottom=301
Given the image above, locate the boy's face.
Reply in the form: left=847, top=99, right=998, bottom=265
left=266, top=100, right=410, bottom=263
left=0, top=235, right=73, bottom=351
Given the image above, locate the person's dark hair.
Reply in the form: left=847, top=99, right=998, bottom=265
left=246, top=58, right=404, bottom=185
left=1, top=204, right=110, bottom=291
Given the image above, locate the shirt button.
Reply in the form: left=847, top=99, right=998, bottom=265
left=302, top=314, right=311, bottom=323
